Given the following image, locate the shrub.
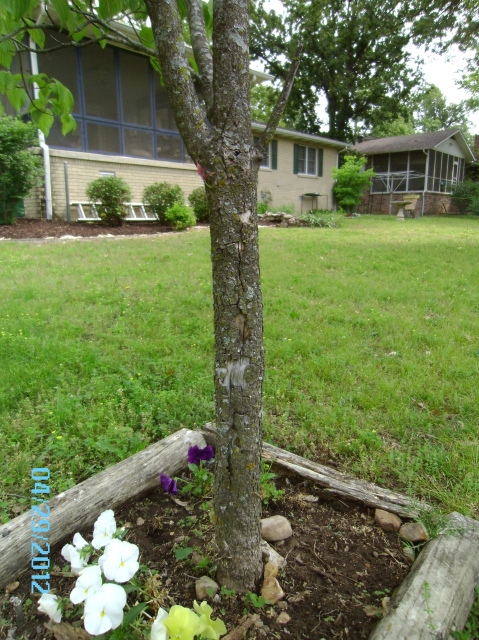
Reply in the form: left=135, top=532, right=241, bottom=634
left=188, top=187, right=210, bottom=222
left=258, top=189, right=273, bottom=215
left=331, top=155, right=375, bottom=213
left=165, top=203, right=196, bottom=230
left=143, top=182, right=184, bottom=223
left=298, top=210, right=344, bottom=228
left=0, top=116, right=43, bottom=225
left=86, top=176, right=131, bottom=226
left=451, top=180, right=479, bottom=215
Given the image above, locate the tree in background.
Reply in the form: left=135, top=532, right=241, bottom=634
left=1, top=0, right=301, bottom=591
left=332, top=155, right=375, bottom=213
left=370, top=84, right=475, bottom=145
left=251, top=0, right=421, bottom=142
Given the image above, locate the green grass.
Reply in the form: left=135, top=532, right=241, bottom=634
left=1, top=215, right=478, bottom=522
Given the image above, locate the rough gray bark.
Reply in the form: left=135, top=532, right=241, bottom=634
left=144, top=0, right=300, bottom=591
left=202, top=424, right=429, bottom=517
left=0, top=429, right=206, bottom=591
left=369, top=512, right=479, bottom=640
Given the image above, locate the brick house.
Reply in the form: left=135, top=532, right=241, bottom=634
left=354, top=130, right=475, bottom=216
left=1, top=28, right=347, bottom=221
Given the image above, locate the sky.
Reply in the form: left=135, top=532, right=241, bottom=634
left=251, top=1, right=479, bottom=134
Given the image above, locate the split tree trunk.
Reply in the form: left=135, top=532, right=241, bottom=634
left=207, top=167, right=264, bottom=591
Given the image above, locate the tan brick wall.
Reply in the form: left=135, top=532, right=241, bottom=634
left=26, top=139, right=339, bottom=220
left=44, top=150, right=203, bottom=221
left=258, top=139, right=337, bottom=212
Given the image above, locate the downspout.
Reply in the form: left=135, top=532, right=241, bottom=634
left=29, top=37, right=53, bottom=221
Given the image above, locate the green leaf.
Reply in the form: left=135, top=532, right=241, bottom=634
left=174, top=546, right=193, bottom=560
left=138, top=26, right=154, bottom=49
left=30, top=108, right=54, bottom=136
left=0, top=40, right=16, bottom=70
left=61, top=113, right=77, bottom=135
left=6, top=86, right=27, bottom=111
left=122, top=602, right=147, bottom=627
left=121, top=583, right=139, bottom=594
left=28, top=28, right=45, bottom=49
left=51, top=0, right=71, bottom=26
left=13, top=0, right=32, bottom=21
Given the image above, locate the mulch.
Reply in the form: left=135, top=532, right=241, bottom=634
left=1, top=470, right=412, bottom=640
left=0, top=219, right=205, bottom=240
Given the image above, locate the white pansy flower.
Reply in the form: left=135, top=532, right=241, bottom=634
left=84, top=583, right=126, bottom=635
left=38, top=593, right=62, bottom=623
left=61, top=543, right=88, bottom=575
left=92, top=509, right=116, bottom=549
left=98, top=538, right=139, bottom=583
left=151, top=608, right=169, bottom=640
left=70, top=565, right=102, bottom=604
left=73, top=532, right=90, bottom=551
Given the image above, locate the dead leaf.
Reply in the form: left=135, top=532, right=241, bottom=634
left=169, top=495, right=193, bottom=511
left=6, top=582, right=19, bottom=594
left=45, top=621, right=92, bottom=640
left=364, top=605, right=382, bottom=618
left=223, top=614, right=260, bottom=640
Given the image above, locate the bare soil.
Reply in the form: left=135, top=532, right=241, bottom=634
left=1, top=471, right=411, bottom=640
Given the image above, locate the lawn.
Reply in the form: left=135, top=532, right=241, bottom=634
left=1, top=215, right=478, bottom=522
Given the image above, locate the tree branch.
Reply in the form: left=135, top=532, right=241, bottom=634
left=256, top=44, right=302, bottom=158
left=185, top=0, right=214, bottom=115
left=143, top=0, right=212, bottom=162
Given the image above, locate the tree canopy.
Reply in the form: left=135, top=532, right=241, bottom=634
left=251, top=0, right=422, bottom=142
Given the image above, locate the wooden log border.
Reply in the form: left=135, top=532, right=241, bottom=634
left=369, top=512, right=479, bottom=640
left=0, top=428, right=207, bottom=591
left=203, top=424, right=427, bottom=517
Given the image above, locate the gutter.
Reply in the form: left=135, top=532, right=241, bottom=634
left=29, top=35, right=53, bottom=221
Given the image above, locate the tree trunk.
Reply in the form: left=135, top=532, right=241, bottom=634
left=206, top=159, right=264, bottom=591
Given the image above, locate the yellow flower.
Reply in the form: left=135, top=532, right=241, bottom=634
left=57, top=436, right=62, bottom=440
left=193, top=601, right=227, bottom=639
left=164, top=605, right=200, bottom=640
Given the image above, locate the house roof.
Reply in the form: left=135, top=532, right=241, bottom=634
left=354, top=129, right=475, bottom=161
left=252, top=121, right=349, bottom=148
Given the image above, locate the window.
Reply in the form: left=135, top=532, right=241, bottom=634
left=37, top=34, right=191, bottom=162
left=253, top=137, right=278, bottom=169
left=408, top=150, right=426, bottom=191
left=120, top=50, right=151, bottom=127
left=294, top=144, right=323, bottom=176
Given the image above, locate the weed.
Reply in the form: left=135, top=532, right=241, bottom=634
left=244, top=592, right=271, bottom=609
left=261, top=460, right=285, bottom=504
left=181, top=461, right=214, bottom=498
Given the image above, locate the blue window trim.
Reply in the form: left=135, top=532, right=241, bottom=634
left=45, top=42, right=188, bottom=164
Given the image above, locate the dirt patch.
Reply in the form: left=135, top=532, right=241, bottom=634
left=0, top=219, right=212, bottom=241
left=1, top=472, right=411, bottom=640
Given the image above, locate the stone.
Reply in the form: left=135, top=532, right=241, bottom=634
left=280, top=221, right=288, bottom=228
left=375, top=509, right=402, bottom=532
left=136, top=517, right=145, bottom=526
left=372, top=550, right=379, bottom=558
left=399, top=522, right=429, bottom=543
left=261, top=577, right=285, bottom=604
left=261, top=515, right=292, bottom=542
left=402, top=546, right=415, bottom=562
left=382, top=597, right=391, bottom=615
left=276, top=612, right=291, bottom=625
left=195, top=576, right=219, bottom=600
left=364, top=605, right=382, bottom=618
left=260, top=541, right=286, bottom=568
left=264, top=562, right=278, bottom=579
left=278, top=601, right=288, bottom=610
left=6, top=582, right=19, bottom=593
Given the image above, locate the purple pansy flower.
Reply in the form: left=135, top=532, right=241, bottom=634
left=160, top=473, right=178, bottom=495
left=188, top=445, right=215, bottom=465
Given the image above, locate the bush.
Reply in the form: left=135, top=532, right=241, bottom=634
left=143, top=182, right=184, bottom=223
left=86, top=176, right=131, bottom=226
left=258, top=189, right=273, bottom=215
left=165, top=203, right=196, bottom=230
left=298, top=210, right=344, bottom=228
left=0, top=116, right=43, bottom=225
left=188, top=187, right=210, bottom=222
left=451, top=180, right=479, bottom=215
left=331, top=155, right=375, bottom=213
